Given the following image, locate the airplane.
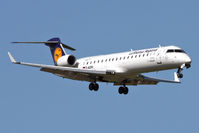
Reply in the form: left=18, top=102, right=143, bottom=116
left=8, top=37, right=192, bottom=95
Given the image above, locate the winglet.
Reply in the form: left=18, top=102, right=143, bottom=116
left=174, top=72, right=180, bottom=83
left=8, top=52, right=18, bottom=64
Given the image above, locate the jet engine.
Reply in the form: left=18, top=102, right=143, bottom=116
left=57, top=55, right=76, bottom=66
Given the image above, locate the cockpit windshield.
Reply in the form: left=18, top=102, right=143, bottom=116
left=166, top=49, right=186, bottom=53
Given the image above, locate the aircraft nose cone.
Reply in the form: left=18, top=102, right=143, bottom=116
left=184, top=55, right=192, bottom=68
left=185, top=56, right=192, bottom=63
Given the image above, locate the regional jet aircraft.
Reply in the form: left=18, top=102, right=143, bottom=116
left=8, top=38, right=192, bottom=94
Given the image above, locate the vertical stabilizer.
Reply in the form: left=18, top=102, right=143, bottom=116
left=45, top=38, right=66, bottom=65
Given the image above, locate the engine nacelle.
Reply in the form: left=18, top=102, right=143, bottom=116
left=57, top=55, right=76, bottom=66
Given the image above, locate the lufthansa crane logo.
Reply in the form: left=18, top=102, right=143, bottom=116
left=54, top=47, right=62, bottom=62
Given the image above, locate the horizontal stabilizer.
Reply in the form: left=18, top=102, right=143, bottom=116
left=12, top=41, right=59, bottom=44
left=12, top=41, right=76, bottom=51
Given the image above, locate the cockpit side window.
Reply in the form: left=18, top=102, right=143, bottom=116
left=167, top=49, right=186, bottom=53
left=175, top=49, right=185, bottom=53
left=167, top=49, right=174, bottom=53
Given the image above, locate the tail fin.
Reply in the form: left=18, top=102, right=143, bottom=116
left=12, top=37, right=75, bottom=65
left=45, top=38, right=66, bottom=64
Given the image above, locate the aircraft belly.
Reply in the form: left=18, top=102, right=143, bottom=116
left=60, top=72, right=133, bottom=83
left=56, top=73, right=91, bottom=82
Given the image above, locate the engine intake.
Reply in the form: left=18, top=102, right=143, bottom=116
left=68, top=55, right=76, bottom=65
left=57, top=55, right=76, bottom=66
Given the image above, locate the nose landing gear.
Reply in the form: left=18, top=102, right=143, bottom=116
left=177, top=64, right=185, bottom=79
left=177, top=63, right=191, bottom=79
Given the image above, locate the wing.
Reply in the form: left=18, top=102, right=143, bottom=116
left=8, top=52, right=115, bottom=82
left=8, top=52, right=180, bottom=85
left=114, top=73, right=180, bottom=86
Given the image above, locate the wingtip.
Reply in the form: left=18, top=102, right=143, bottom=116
left=8, top=52, right=17, bottom=63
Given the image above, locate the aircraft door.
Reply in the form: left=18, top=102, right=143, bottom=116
left=156, top=48, right=163, bottom=64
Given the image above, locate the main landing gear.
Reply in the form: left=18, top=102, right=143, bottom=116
left=89, top=82, right=129, bottom=95
left=89, top=82, right=99, bottom=91
left=118, top=85, right=129, bottom=95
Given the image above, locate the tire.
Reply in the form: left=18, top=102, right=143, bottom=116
left=118, top=87, right=123, bottom=94
left=123, top=87, right=128, bottom=95
left=178, top=73, right=183, bottom=78
left=89, top=83, right=95, bottom=91
left=93, top=83, right=99, bottom=91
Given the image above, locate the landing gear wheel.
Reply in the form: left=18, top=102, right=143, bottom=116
left=89, top=83, right=95, bottom=91
left=123, top=87, right=129, bottom=95
left=177, top=64, right=185, bottom=79
left=118, top=86, right=129, bottom=95
left=177, top=73, right=183, bottom=78
left=93, top=83, right=99, bottom=91
left=118, top=87, right=123, bottom=94
left=89, top=83, right=99, bottom=91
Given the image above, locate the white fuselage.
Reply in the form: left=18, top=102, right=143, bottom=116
left=9, top=38, right=192, bottom=94
left=77, top=45, right=191, bottom=75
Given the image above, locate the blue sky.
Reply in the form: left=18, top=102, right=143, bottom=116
left=1, top=0, right=199, bottom=133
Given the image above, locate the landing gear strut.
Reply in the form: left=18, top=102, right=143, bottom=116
left=118, top=85, right=129, bottom=95
left=177, top=64, right=185, bottom=79
left=89, top=82, right=99, bottom=91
